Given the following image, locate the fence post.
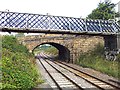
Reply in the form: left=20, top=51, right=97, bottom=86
left=99, top=20, right=102, bottom=32
left=85, top=18, right=87, bottom=31
left=5, top=9, right=9, bottom=27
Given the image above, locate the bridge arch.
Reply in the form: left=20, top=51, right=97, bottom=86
left=32, top=42, right=70, bottom=62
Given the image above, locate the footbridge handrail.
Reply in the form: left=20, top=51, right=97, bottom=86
left=0, top=11, right=120, bottom=35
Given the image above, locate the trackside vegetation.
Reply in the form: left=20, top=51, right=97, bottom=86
left=34, top=45, right=58, bottom=55
left=1, top=35, right=43, bottom=89
left=77, top=43, right=120, bottom=79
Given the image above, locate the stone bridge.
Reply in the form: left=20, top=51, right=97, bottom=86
left=18, top=34, right=105, bottom=63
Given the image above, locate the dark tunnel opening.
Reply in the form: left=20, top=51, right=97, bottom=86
left=32, top=42, right=70, bottom=62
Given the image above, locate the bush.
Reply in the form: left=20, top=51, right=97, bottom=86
left=2, top=35, right=29, bottom=54
left=116, top=54, right=120, bottom=61
left=1, top=36, right=42, bottom=89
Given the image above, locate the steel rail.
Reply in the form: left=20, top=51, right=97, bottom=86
left=43, top=59, right=84, bottom=90
left=38, top=58, right=62, bottom=90
left=54, top=61, right=120, bottom=90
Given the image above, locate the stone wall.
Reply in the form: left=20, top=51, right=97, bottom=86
left=72, top=35, right=104, bottom=63
left=18, top=34, right=104, bottom=63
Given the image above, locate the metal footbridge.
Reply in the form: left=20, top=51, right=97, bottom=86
left=0, top=11, right=120, bottom=35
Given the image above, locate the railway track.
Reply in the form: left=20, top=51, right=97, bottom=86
left=39, top=52, right=120, bottom=90
left=53, top=61, right=120, bottom=90
left=38, top=58, right=83, bottom=90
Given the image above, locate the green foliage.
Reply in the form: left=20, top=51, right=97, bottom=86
left=1, top=36, right=42, bottom=89
left=2, top=35, right=29, bottom=54
left=42, top=46, right=58, bottom=55
left=116, top=54, right=120, bottom=61
left=34, top=45, right=58, bottom=55
left=118, top=20, right=120, bottom=25
left=77, top=44, right=120, bottom=79
left=87, top=1, right=116, bottom=20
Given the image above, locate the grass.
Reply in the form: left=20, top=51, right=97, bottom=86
left=1, top=35, right=43, bottom=89
left=76, top=43, right=120, bottom=79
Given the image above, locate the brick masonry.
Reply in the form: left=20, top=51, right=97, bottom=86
left=18, top=34, right=104, bottom=63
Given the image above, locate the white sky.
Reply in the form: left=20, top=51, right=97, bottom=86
left=0, top=0, right=119, bottom=18
left=0, top=0, right=119, bottom=35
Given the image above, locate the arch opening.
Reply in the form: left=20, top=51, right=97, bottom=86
left=32, top=42, right=70, bottom=62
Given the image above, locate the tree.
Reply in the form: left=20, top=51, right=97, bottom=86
left=118, top=20, right=120, bottom=24
left=87, top=1, right=116, bottom=20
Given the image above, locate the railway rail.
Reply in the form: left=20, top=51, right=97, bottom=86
left=38, top=58, right=83, bottom=90
left=37, top=54, right=120, bottom=90
left=53, top=61, right=120, bottom=90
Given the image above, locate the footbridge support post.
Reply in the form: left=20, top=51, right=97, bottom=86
left=104, top=34, right=120, bottom=60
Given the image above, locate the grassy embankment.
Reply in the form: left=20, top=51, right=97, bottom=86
left=1, top=35, right=43, bottom=89
left=76, top=43, right=120, bottom=79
